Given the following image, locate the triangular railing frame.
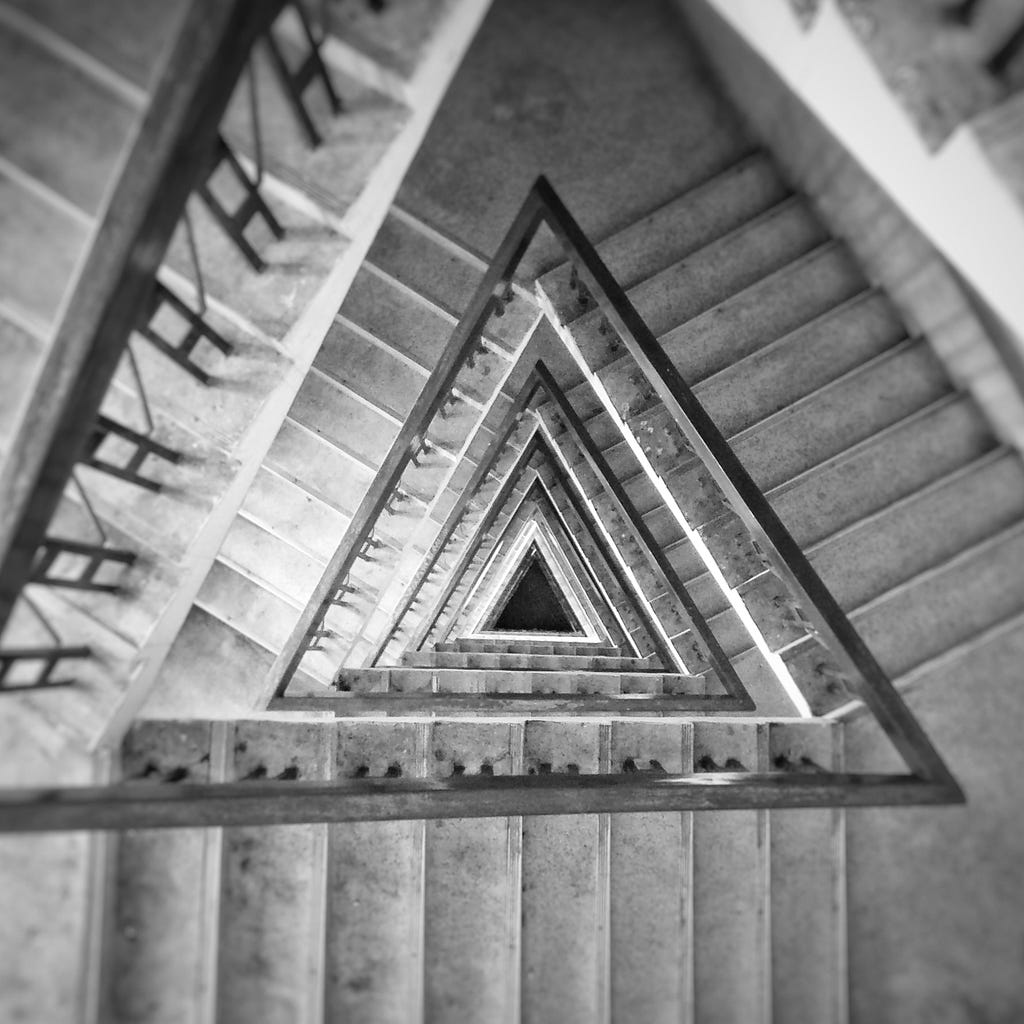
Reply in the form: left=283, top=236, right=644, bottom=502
left=0, top=178, right=964, bottom=831
left=393, top=374, right=750, bottom=703
left=264, top=175, right=962, bottom=799
left=451, top=488, right=618, bottom=644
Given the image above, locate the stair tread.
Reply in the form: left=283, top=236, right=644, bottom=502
left=539, top=150, right=791, bottom=320
left=0, top=168, right=90, bottom=329
left=221, top=44, right=409, bottom=221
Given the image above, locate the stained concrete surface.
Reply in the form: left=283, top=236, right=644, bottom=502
left=397, top=0, right=752, bottom=273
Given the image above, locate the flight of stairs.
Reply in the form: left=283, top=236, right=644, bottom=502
left=162, top=136, right=1024, bottom=729
left=0, top=0, right=490, bottom=742
left=152, top=206, right=540, bottom=710
left=100, top=699, right=845, bottom=1024
left=531, top=148, right=1024, bottom=721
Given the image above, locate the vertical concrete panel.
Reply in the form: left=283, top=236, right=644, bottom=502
left=424, top=722, right=513, bottom=1024
left=520, top=720, right=601, bottom=1024
left=691, top=722, right=769, bottom=1024
left=609, top=721, right=693, bottom=1024
left=216, top=719, right=333, bottom=1024
left=325, top=721, right=426, bottom=1024
left=103, top=721, right=217, bottom=1024
left=769, top=721, right=846, bottom=1024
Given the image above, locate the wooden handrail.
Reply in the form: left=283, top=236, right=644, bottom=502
left=0, top=771, right=957, bottom=833
left=0, top=0, right=283, bottom=637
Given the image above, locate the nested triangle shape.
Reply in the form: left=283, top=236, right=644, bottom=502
left=486, top=544, right=582, bottom=635
left=269, top=176, right=962, bottom=807
left=443, top=475, right=641, bottom=652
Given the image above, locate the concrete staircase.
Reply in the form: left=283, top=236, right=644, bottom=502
left=99, top=712, right=845, bottom=1024
left=156, top=207, right=540, bottom=708
left=187, top=139, right=1024, bottom=728
left=532, top=148, right=1024, bottom=721
left=0, top=0, right=492, bottom=741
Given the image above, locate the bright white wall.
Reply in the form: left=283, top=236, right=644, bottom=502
left=700, top=0, right=1024, bottom=353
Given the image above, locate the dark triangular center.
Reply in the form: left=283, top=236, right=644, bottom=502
left=489, top=551, right=581, bottom=633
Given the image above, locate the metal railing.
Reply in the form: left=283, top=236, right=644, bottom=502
left=259, top=176, right=962, bottom=801
left=0, top=0, right=343, bottom=691
left=0, top=177, right=964, bottom=829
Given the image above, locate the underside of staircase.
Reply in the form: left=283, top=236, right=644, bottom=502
left=2, top=1, right=1024, bottom=1022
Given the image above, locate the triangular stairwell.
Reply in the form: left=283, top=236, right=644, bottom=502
left=485, top=544, right=583, bottom=635
left=262, top=175, right=960, bottom=808
left=10, top=174, right=964, bottom=832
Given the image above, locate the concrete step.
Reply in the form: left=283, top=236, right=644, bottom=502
left=332, top=665, right=699, bottom=698
left=340, top=266, right=488, bottom=393
left=162, top=183, right=345, bottom=344
left=219, top=514, right=324, bottom=609
left=739, top=447, right=1024, bottom=653
left=767, top=722, right=846, bottom=1023
left=597, top=241, right=867, bottom=390
left=768, top=395, right=998, bottom=549
left=239, top=465, right=350, bottom=565
left=436, top=639, right=626, bottom=656
left=681, top=436, right=1018, bottom=653
left=84, top=385, right=238, bottom=565
left=556, top=197, right=831, bottom=369
left=0, top=315, right=44, bottom=463
left=221, top=41, right=408, bottom=221
left=0, top=19, right=136, bottom=217
left=44, top=493, right=182, bottom=650
left=399, top=650, right=661, bottom=672
left=539, top=150, right=791, bottom=322
left=660, top=339, right=955, bottom=530
left=6, top=0, right=189, bottom=93
left=644, top=289, right=907, bottom=441
left=679, top=598, right=753, bottom=662
left=141, top=606, right=276, bottom=719
left=290, top=367, right=401, bottom=471
left=607, top=720, right=692, bottom=1021
left=116, top=303, right=290, bottom=451
left=326, top=720, right=425, bottom=1023
left=196, top=558, right=299, bottom=654
left=786, top=519, right=1024, bottom=712
left=266, top=418, right=376, bottom=520
left=102, top=715, right=843, bottom=1022
left=799, top=448, right=1024, bottom=612
left=103, top=720, right=222, bottom=1024
left=366, top=208, right=485, bottom=317
left=0, top=586, right=135, bottom=746
left=315, top=317, right=429, bottom=423
left=0, top=166, right=90, bottom=331
left=691, top=720, right=769, bottom=1023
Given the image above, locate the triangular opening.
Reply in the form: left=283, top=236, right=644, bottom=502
left=486, top=545, right=582, bottom=634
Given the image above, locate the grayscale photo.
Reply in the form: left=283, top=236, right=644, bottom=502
left=1, top=0, right=1022, bottom=1021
